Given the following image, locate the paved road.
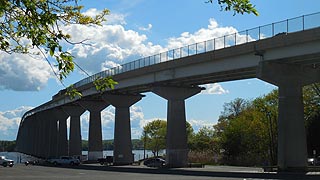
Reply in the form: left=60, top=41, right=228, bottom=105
left=1, top=164, right=319, bottom=180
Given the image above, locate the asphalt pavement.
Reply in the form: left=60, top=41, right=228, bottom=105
left=1, top=163, right=320, bottom=180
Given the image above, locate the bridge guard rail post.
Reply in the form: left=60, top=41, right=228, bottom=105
left=152, top=86, right=203, bottom=167
left=257, top=61, right=320, bottom=171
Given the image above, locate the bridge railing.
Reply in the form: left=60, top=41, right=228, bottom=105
left=21, top=12, right=320, bottom=121
left=73, top=12, right=320, bottom=89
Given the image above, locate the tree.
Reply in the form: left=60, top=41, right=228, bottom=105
left=0, top=0, right=116, bottom=98
left=142, top=119, right=194, bottom=157
left=221, top=98, right=249, bottom=118
left=214, top=91, right=278, bottom=166
left=207, top=0, right=259, bottom=16
left=1, top=1, right=108, bottom=79
left=189, top=126, right=215, bottom=151
left=142, top=120, right=167, bottom=157
left=304, top=83, right=320, bottom=156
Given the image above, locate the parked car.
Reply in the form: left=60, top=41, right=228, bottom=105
left=143, top=158, right=165, bottom=167
left=97, top=156, right=113, bottom=165
left=48, top=156, right=80, bottom=166
left=0, top=156, right=14, bottom=167
left=308, top=157, right=320, bottom=166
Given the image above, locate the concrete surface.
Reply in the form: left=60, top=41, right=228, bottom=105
left=1, top=164, right=320, bottom=180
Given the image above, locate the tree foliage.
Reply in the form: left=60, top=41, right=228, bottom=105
left=214, top=91, right=279, bottom=166
left=207, top=0, right=259, bottom=16
left=142, top=120, right=167, bottom=157
left=141, top=119, right=194, bottom=157
left=212, top=85, right=320, bottom=166
left=189, top=126, right=215, bottom=152
left=304, top=83, right=320, bottom=156
left=0, top=141, right=16, bottom=152
left=0, top=0, right=109, bottom=80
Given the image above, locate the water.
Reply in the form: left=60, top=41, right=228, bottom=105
left=0, top=150, right=165, bottom=163
left=82, top=150, right=165, bottom=161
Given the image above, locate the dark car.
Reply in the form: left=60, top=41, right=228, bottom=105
left=97, top=156, right=113, bottom=165
left=143, top=158, right=165, bottom=167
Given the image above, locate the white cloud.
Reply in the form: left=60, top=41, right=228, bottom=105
left=63, top=22, right=163, bottom=74
left=0, top=106, right=33, bottom=140
left=0, top=52, right=52, bottom=91
left=200, top=83, right=229, bottom=95
left=187, top=119, right=215, bottom=132
left=166, top=18, right=239, bottom=50
left=139, top=24, right=152, bottom=31
left=64, top=11, right=244, bottom=76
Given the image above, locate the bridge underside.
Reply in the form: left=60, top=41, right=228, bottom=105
left=16, top=27, right=320, bottom=170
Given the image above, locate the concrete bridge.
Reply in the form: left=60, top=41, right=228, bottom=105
left=16, top=13, right=320, bottom=170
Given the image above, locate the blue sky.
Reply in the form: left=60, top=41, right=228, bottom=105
left=0, top=0, right=319, bottom=140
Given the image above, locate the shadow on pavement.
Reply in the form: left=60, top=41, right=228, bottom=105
left=40, top=164, right=320, bottom=180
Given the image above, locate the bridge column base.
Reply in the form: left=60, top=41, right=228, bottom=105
left=103, top=94, right=143, bottom=165
left=80, top=100, right=110, bottom=161
left=153, top=86, right=203, bottom=167
left=257, top=61, right=320, bottom=171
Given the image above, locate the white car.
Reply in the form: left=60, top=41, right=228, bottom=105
left=48, top=156, right=80, bottom=166
left=0, top=156, right=14, bottom=167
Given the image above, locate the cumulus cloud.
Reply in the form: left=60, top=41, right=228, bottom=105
left=0, top=52, right=52, bottom=91
left=200, top=83, right=229, bottom=95
left=166, top=18, right=239, bottom=50
left=65, top=14, right=246, bottom=77
left=139, top=24, right=152, bottom=31
left=187, top=119, right=215, bottom=132
left=0, top=106, right=33, bottom=140
left=63, top=23, right=163, bottom=74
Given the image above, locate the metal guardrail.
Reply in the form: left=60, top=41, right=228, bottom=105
left=73, top=12, right=320, bottom=88
left=21, top=12, right=320, bottom=121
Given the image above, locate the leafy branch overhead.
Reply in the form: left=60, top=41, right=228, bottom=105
left=0, top=0, right=109, bottom=80
left=207, top=0, right=259, bottom=16
left=93, top=77, right=118, bottom=93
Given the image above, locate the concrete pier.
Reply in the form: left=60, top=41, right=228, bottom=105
left=153, top=86, right=202, bottom=167
left=80, top=100, right=109, bottom=160
left=258, top=61, right=320, bottom=170
left=103, top=94, right=143, bottom=165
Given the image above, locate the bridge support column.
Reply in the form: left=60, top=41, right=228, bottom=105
left=36, top=112, right=48, bottom=158
left=258, top=61, right=320, bottom=171
left=48, top=117, right=58, bottom=158
left=52, top=109, right=69, bottom=157
left=80, top=100, right=109, bottom=160
left=63, top=105, right=86, bottom=157
left=17, top=117, right=33, bottom=155
left=33, top=116, right=42, bottom=157
left=29, top=116, right=37, bottom=156
left=103, top=94, right=143, bottom=165
left=153, top=86, right=202, bottom=167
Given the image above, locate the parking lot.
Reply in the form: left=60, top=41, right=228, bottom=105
left=1, top=163, right=320, bottom=180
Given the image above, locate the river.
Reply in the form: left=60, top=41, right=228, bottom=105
left=0, top=150, right=165, bottom=163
